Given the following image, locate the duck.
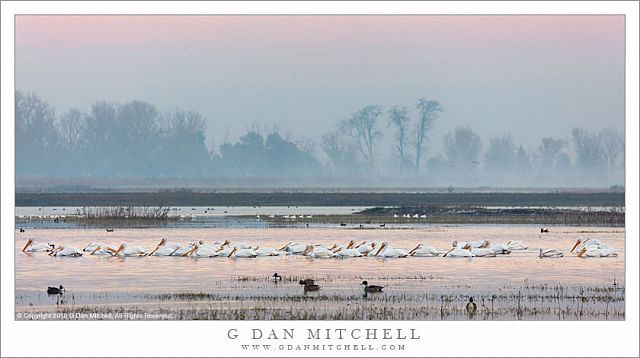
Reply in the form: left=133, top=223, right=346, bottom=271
left=539, top=248, right=564, bottom=258
left=47, top=285, right=65, bottom=295
left=466, top=297, right=477, bottom=315
left=362, top=280, right=384, bottom=293
left=408, top=244, right=442, bottom=257
left=272, top=273, right=283, bottom=282
left=22, top=239, right=55, bottom=253
left=299, top=279, right=315, bottom=285
left=302, top=283, right=320, bottom=292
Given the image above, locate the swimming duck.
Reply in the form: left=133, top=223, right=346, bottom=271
left=466, top=297, right=477, bottom=315
left=47, top=285, right=64, bottom=295
left=362, top=281, right=384, bottom=293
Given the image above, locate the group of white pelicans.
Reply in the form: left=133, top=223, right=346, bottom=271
left=22, top=237, right=617, bottom=259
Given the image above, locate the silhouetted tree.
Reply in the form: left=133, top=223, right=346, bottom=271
left=598, top=128, right=624, bottom=169
left=414, top=98, right=442, bottom=172
left=572, top=128, right=606, bottom=173
left=443, top=126, right=483, bottom=172
left=485, top=133, right=517, bottom=172
left=15, top=91, right=59, bottom=175
left=387, top=105, right=412, bottom=171
left=340, top=105, right=383, bottom=168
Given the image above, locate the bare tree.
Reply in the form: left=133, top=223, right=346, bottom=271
left=599, top=128, right=624, bottom=169
left=415, top=98, right=442, bottom=172
left=387, top=105, right=412, bottom=170
left=340, top=105, right=383, bottom=167
left=443, top=126, right=483, bottom=171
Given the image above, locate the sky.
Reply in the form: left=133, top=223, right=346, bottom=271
left=15, top=15, right=624, bottom=157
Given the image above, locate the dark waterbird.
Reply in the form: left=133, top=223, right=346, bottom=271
left=302, top=283, right=320, bottom=292
left=361, top=281, right=384, bottom=293
left=466, top=297, right=477, bottom=315
left=540, top=228, right=549, bottom=233
left=19, top=228, right=25, bottom=233
left=272, top=273, right=283, bottom=281
left=299, top=279, right=315, bottom=286
left=47, top=285, right=65, bottom=295
left=106, top=228, right=114, bottom=232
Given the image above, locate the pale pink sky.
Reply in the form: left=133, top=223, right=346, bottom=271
left=15, top=15, right=624, bottom=153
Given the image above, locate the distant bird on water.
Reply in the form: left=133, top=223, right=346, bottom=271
left=361, top=281, right=384, bottom=293
left=540, top=228, right=549, bottom=233
left=299, top=279, right=315, bottom=286
left=466, top=297, right=477, bottom=316
left=300, top=279, right=320, bottom=292
left=19, top=228, right=25, bottom=233
left=106, top=228, right=114, bottom=232
left=272, top=273, right=283, bottom=282
left=47, top=285, right=65, bottom=295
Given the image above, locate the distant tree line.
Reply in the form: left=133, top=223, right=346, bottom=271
left=15, top=91, right=624, bottom=187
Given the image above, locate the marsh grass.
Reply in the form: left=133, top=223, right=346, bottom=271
left=17, top=277, right=625, bottom=321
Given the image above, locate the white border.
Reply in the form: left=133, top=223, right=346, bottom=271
left=1, top=2, right=638, bottom=357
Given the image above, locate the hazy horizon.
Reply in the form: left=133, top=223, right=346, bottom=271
left=15, top=15, right=625, bottom=188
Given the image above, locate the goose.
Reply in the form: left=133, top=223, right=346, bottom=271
left=466, top=297, right=477, bottom=315
left=371, top=241, right=408, bottom=258
left=112, top=243, right=146, bottom=257
left=577, top=247, right=617, bottom=258
left=362, top=281, right=384, bottom=293
left=48, top=246, right=83, bottom=257
left=22, top=239, right=55, bottom=252
left=539, top=248, right=564, bottom=258
left=442, top=247, right=474, bottom=258
left=333, top=247, right=362, bottom=257
left=227, top=247, right=257, bottom=258
left=303, top=244, right=336, bottom=258
left=464, top=244, right=497, bottom=257
left=47, top=285, right=65, bottom=295
left=408, top=244, right=442, bottom=257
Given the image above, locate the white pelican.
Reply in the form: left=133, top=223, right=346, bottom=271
left=507, top=240, right=528, bottom=250
left=148, top=238, right=181, bottom=255
left=279, top=242, right=307, bottom=255
left=334, top=247, right=362, bottom=257
left=170, top=243, right=197, bottom=256
left=83, top=242, right=108, bottom=252
left=90, top=245, right=118, bottom=256
left=112, top=243, right=147, bottom=256
left=148, top=245, right=178, bottom=256
left=330, top=240, right=355, bottom=252
left=570, top=238, right=611, bottom=253
left=408, top=244, right=442, bottom=257
left=303, top=245, right=336, bottom=258
left=577, top=247, right=617, bottom=258
left=442, top=247, right=474, bottom=258
left=228, top=241, right=251, bottom=250
left=227, top=247, right=257, bottom=258
left=251, top=246, right=281, bottom=257
left=355, top=241, right=377, bottom=255
left=452, top=240, right=488, bottom=249
left=48, top=246, right=83, bottom=257
left=22, top=239, right=55, bottom=252
left=463, top=244, right=496, bottom=257
left=486, top=241, right=511, bottom=255
left=539, top=248, right=564, bottom=258
left=371, top=242, right=408, bottom=258
left=183, top=244, right=218, bottom=257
